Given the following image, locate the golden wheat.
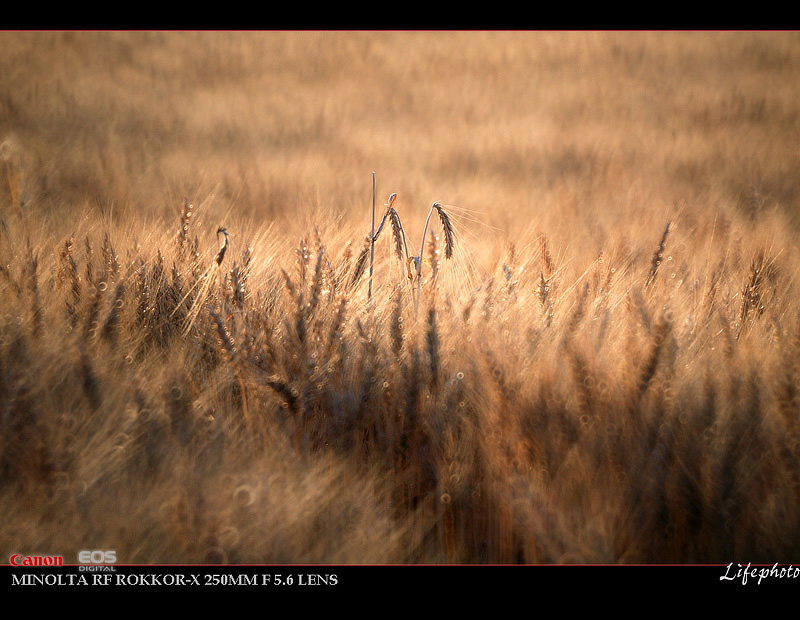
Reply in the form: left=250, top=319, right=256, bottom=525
left=3, top=31, right=800, bottom=566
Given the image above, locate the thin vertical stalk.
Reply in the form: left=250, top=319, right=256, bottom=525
left=369, top=172, right=376, bottom=301
left=415, top=203, right=437, bottom=316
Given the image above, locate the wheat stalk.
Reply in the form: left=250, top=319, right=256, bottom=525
left=369, top=172, right=377, bottom=301
left=178, top=227, right=230, bottom=336
left=738, top=251, right=767, bottom=337
left=349, top=236, right=371, bottom=289
left=100, top=280, right=125, bottom=342
left=372, top=193, right=405, bottom=254
left=412, top=202, right=456, bottom=314
left=645, top=221, right=671, bottom=288
left=355, top=189, right=406, bottom=293
left=359, top=194, right=456, bottom=312
left=426, top=304, right=440, bottom=390
left=207, top=304, right=252, bottom=426
left=434, top=203, right=454, bottom=260
left=389, top=205, right=409, bottom=263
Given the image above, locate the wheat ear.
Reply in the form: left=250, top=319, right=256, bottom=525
left=368, top=190, right=400, bottom=294
left=434, top=203, right=454, bottom=259
left=373, top=194, right=408, bottom=276
left=645, top=221, right=671, bottom=288
left=389, top=205, right=409, bottom=263
left=414, top=202, right=455, bottom=314
left=350, top=236, right=371, bottom=289
left=179, top=227, right=229, bottom=336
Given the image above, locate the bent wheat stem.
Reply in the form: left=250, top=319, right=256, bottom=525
left=414, top=202, right=455, bottom=315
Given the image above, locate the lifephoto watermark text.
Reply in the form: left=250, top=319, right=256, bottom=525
left=720, top=562, right=800, bottom=585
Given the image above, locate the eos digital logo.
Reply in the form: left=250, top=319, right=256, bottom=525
left=78, top=550, right=117, bottom=565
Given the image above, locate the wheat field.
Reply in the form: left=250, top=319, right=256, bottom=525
left=2, top=31, right=800, bottom=565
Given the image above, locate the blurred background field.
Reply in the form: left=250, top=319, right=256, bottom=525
left=4, top=31, right=800, bottom=236
left=3, top=31, right=800, bottom=565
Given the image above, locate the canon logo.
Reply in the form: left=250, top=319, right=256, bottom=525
left=9, top=554, right=64, bottom=566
